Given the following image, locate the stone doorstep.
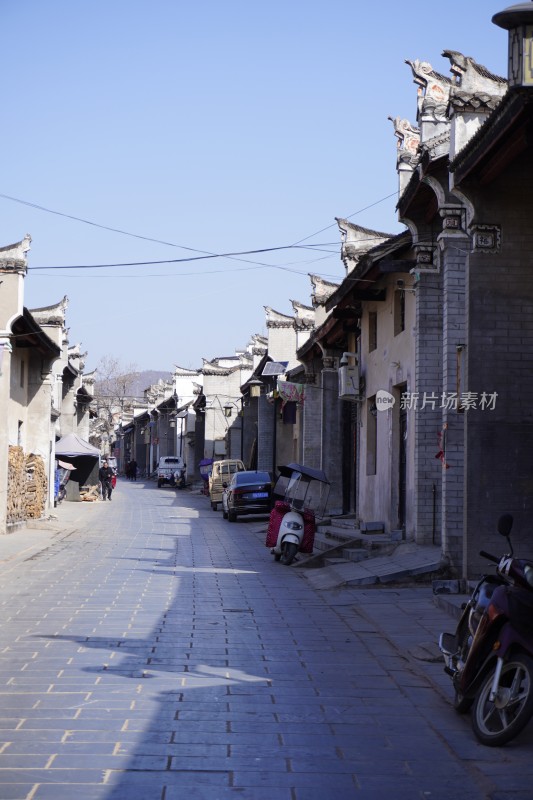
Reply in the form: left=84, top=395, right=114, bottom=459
left=320, top=515, right=385, bottom=532
left=313, top=526, right=399, bottom=563
left=339, top=547, right=371, bottom=563
left=302, top=546, right=445, bottom=589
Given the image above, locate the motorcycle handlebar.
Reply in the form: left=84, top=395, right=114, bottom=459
left=479, top=550, right=500, bottom=564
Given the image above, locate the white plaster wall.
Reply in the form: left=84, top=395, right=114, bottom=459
left=268, top=326, right=298, bottom=369
left=358, top=277, right=416, bottom=533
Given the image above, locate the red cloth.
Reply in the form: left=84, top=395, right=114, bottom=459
left=300, top=511, right=316, bottom=553
left=111, top=476, right=117, bottom=489
left=265, top=501, right=290, bottom=548
left=265, top=501, right=315, bottom=553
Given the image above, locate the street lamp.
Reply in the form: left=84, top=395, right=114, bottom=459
left=493, top=3, right=533, bottom=87
left=248, top=378, right=263, bottom=398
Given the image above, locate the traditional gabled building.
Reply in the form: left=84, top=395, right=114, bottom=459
left=296, top=225, right=397, bottom=515
left=441, top=3, right=533, bottom=574
left=395, top=39, right=509, bottom=573
left=324, top=3, right=533, bottom=578
left=322, top=231, right=416, bottom=530
left=30, top=298, right=93, bottom=445
left=235, top=305, right=315, bottom=477
left=0, top=236, right=91, bottom=529
left=197, top=353, right=253, bottom=461
left=309, top=274, right=340, bottom=327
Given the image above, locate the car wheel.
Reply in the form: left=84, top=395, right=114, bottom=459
left=228, top=509, right=237, bottom=522
left=211, top=502, right=217, bottom=511
left=157, top=480, right=162, bottom=488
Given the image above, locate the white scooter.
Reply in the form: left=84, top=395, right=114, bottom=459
left=268, top=463, right=330, bottom=566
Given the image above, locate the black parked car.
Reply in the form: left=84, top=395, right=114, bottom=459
left=222, top=470, right=273, bottom=522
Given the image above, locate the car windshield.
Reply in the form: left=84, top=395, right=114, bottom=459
left=234, top=472, right=271, bottom=486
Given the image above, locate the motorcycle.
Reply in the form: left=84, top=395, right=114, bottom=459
left=439, top=513, right=533, bottom=746
left=55, top=461, right=73, bottom=505
left=266, top=463, right=330, bottom=566
left=173, top=466, right=186, bottom=489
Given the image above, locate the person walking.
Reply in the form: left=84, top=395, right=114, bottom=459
left=99, top=460, right=114, bottom=501
left=130, top=459, right=138, bottom=481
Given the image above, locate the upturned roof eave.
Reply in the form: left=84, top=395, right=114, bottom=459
left=325, top=230, right=412, bottom=312
left=450, top=88, right=533, bottom=183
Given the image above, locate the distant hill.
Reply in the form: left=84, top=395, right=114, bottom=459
left=130, top=370, right=173, bottom=399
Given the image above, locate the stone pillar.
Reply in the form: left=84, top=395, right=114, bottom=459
left=301, top=382, right=321, bottom=469
left=321, top=362, right=343, bottom=515
left=414, top=269, right=443, bottom=544
left=241, top=399, right=257, bottom=469
left=0, top=340, right=12, bottom=534
left=257, top=393, right=275, bottom=473
left=438, top=223, right=469, bottom=569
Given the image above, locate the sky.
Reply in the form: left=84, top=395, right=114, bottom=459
left=1, top=0, right=509, bottom=373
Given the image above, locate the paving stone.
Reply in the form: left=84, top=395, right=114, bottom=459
left=0, top=484, right=530, bottom=800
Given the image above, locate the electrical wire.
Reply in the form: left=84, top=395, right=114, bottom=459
left=290, top=191, right=399, bottom=245
left=0, top=190, right=403, bottom=272
left=28, top=243, right=341, bottom=271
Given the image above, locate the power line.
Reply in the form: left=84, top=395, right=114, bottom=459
left=27, top=243, right=341, bottom=271
left=0, top=190, right=401, bottom=270
left=290, top=191, right=399, bottom=246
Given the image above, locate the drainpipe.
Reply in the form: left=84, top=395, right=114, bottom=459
left=272, top=389, right=277, bottom=479
left=432, top=483, right=437, bottom=545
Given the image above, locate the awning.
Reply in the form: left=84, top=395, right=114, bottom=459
left=55, top=433, right=100, bottom=458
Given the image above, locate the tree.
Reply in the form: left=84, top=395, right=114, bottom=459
left=90, top=357, right=140, bottom=453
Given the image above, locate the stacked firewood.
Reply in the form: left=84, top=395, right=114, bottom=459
left=7, top=446, right=25, bottom=524
left=24, top=453, right=48, bottom=519
left=80, top=485, right=100, bottom=502
left=7, top=447, right=48, bottom=523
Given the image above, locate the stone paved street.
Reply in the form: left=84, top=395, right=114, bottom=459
left=0, top=480, right=532, bottom=800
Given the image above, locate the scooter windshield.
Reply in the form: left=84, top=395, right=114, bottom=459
left=274, top=471, right=330, bottom=518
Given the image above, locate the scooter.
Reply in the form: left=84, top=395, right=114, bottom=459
left=439, top=514, right=533, bottom=746
left=55, top=467, right=71, bottom=505
left=266, top=463, right=330, bottom=566
left=173, top=466, right=186, bottom=489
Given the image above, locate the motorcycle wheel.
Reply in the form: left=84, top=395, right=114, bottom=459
left=472, top=654, right=533, bottom=746
left=280, top=542, right=298, bottom=566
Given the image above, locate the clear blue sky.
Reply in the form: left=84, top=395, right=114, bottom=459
left=1, top=0, right=508, bottom=372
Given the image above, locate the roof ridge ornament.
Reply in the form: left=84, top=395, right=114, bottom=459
left=406, top=58, right=452, bottom=126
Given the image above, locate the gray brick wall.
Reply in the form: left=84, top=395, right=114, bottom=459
left=414, top=272, right=443, bottom=544
left=463, top=154, right=533, bottom=575
left=321, top=368, right=343, bottom=514
left=257, top=394, right=275, bottom=473
left=302, top=383, right=321, bottom=469
left=440, top=233, right=469, bottom=571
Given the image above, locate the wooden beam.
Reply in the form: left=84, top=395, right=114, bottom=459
left=378, top=260, right=416, bottom=273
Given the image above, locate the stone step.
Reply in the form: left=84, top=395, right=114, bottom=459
left=302, top=544, right=445, bottom=590
left=315, top=525, right=400, bottom=554
left=323, top=556, right=351, bottom=567
left=316, top=524, right=359, bottom=541
left=340, top=547, right=371, bottom=563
